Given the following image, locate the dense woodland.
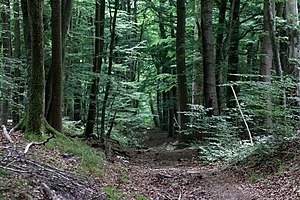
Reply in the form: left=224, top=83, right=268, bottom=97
left=0, top=0, right=299, bottom=140
left=0, top=0, right=300, bottom=199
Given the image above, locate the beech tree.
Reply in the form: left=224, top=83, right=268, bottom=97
left=201, top=0, right=219, bottom=116
left=1, top=0, right=12, bottom=125
left=27, top=0, right=45, bottom=133
left=47, top=0, right=63, bottom=132
left=176, top=0, right=189, bottom=136
left=259, top=0, right=273, bottom=129
left=84, top=0, right=106, bottom=138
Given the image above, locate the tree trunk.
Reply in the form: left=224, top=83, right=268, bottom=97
left=84, top=0, right=106, bottom=138
left=12, top=0, right=22, bottom=125
left=215, top=0, right=227, bottom=114
left=1, top=0, right=12, bottom=126
left=259, top=0, right=273, bottom=130
left=192, top=1, right=201, bottom=106
left=176, top=0, right=189, bottom=137
left=100, top=0, right=119, bottom=138
left=201, top=0, right=219, bottom=116
left=227, top=0, right=240, bottom=108
left=21, top=0, right=31, bottom=100
left=286, top=0, right=300, bottom=106
left=47, top=0, right=63, bottom=132
left=27, top=0, right=45, bottom=134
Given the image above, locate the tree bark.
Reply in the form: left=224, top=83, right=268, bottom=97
left=1, top=0, right=12, bottom=126
left=176, top=0, right=189, bottom=136
left=100, top=0, right=119, bottom=138
left=12, top=0, right=22, bottom=125
left=259, top=0, right=273, bottom=130
left=21, top=0, right=31, bottom=69
left=27, top=0, right=45, bottom=134
left=215, top=0, right=227, bottom=114
left=201, top=0, right=219, bottom=116
left=47, top=0, right=63, bottom=132
left=227, top=0, right=240, bottom=108
left=84, top=0, right=106, bottom=138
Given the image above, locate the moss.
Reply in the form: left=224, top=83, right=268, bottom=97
left=45, top=136, right=104, bottom=176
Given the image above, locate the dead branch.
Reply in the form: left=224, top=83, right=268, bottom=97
left=1, top=125, right=14, bottom=143
left=41, top=182, right=63, bottom=200
left=24, top=134, right=55, bottom=154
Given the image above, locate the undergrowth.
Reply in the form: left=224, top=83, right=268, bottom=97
left=24, top=132, right=105, bottom=176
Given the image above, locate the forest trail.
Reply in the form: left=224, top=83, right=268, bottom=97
left=101, top=128, right=257, bottom=199
left=1, top=128, right=298, bottom=199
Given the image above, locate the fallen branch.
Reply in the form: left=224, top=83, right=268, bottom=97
left=231, top=85, right=254, bottom=145
left=41, top=183, right=62, bottom=200
left=24, top=134, right=55, bottom=154
left=1, top=125, right=14, bottom=143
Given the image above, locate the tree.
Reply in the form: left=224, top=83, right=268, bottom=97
left=201, top=0, right=219, bottom=116
left=1, top=0, right=12, bottom=125
left=47, top=0, right=63, bottom=132
left=100, top=0, right=119, bottom=138
left=84, top=0, right=106, bottom=138
left=215, top=0, right=227, bottom=114
left=21, top=0, right=31, bottom=68
left=27, top=0, right=45, bottom=133
left=259, top=0, right=273, bottom=129
left=286, top=0, right=300, bottom=106
left=46, top=0, right=73, bottom=131
left=227, top=0, right=240, bottom=107
left=12, top=0, right=22, bottom=125
left=176, top=0, right=189, bottom=136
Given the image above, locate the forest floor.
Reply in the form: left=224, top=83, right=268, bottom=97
left=0, top=128, right=299, bottom=199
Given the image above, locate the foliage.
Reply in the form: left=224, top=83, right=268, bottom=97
left=189, top=76, right=299, bottom=163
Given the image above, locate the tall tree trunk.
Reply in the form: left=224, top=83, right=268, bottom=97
left=100, top=0, right=119, bottom=138
left=1, top=0, right=12, bottom=126
left=215, top=0, right=227, bottom=114
left=227, top=0, right=240, bottom=108
left=176, top=0, right=189, bottom=137
left=12, top=0, right=22, bottom=125
left=84, top=0, right=105, bottom=138
left=158, top=0, right=169, bottom=131
left=259, top=0, right=273, bottom=130
left=47, top=0, right=63, bottom=132
left=286, top=0, right=300, bottom=106
left=201, top=0, right=219, bottom=116
left=267, top=0, right=286, bottom=110
left=45, top=0, right=73, bottom=124
left=192, top=1, right=201, bottom=106
left=21, top=0, right=31, bottom=92
left=27, top=0, right=45, bottom=134
left=286, top=0, right=300, bottom=78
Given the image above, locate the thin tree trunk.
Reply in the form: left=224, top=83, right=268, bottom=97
left=100, top=0, right=119, bottom=138
left=192, top=1, right=201, bottom=106
left=227, top=0, right=240, bottom=108
left=1, top=0, right=12, bottom=126
left=12, top=0, right=21, bottom=125
left=21, top=0, right=31, bottom=92
left=84, top=0, right=105, bottom=138
left=215, top=0, right=227, bottom=114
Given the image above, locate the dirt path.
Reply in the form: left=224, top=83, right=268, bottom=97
left=101, top=129, right=257, bottom=199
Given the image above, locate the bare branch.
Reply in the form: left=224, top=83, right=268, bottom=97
left=24, top=135, right=55, bottom=154
left=1, top=125, right=14, bottom=143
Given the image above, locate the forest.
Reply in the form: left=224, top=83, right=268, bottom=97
left=0, top=0, right=299, bottom=199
